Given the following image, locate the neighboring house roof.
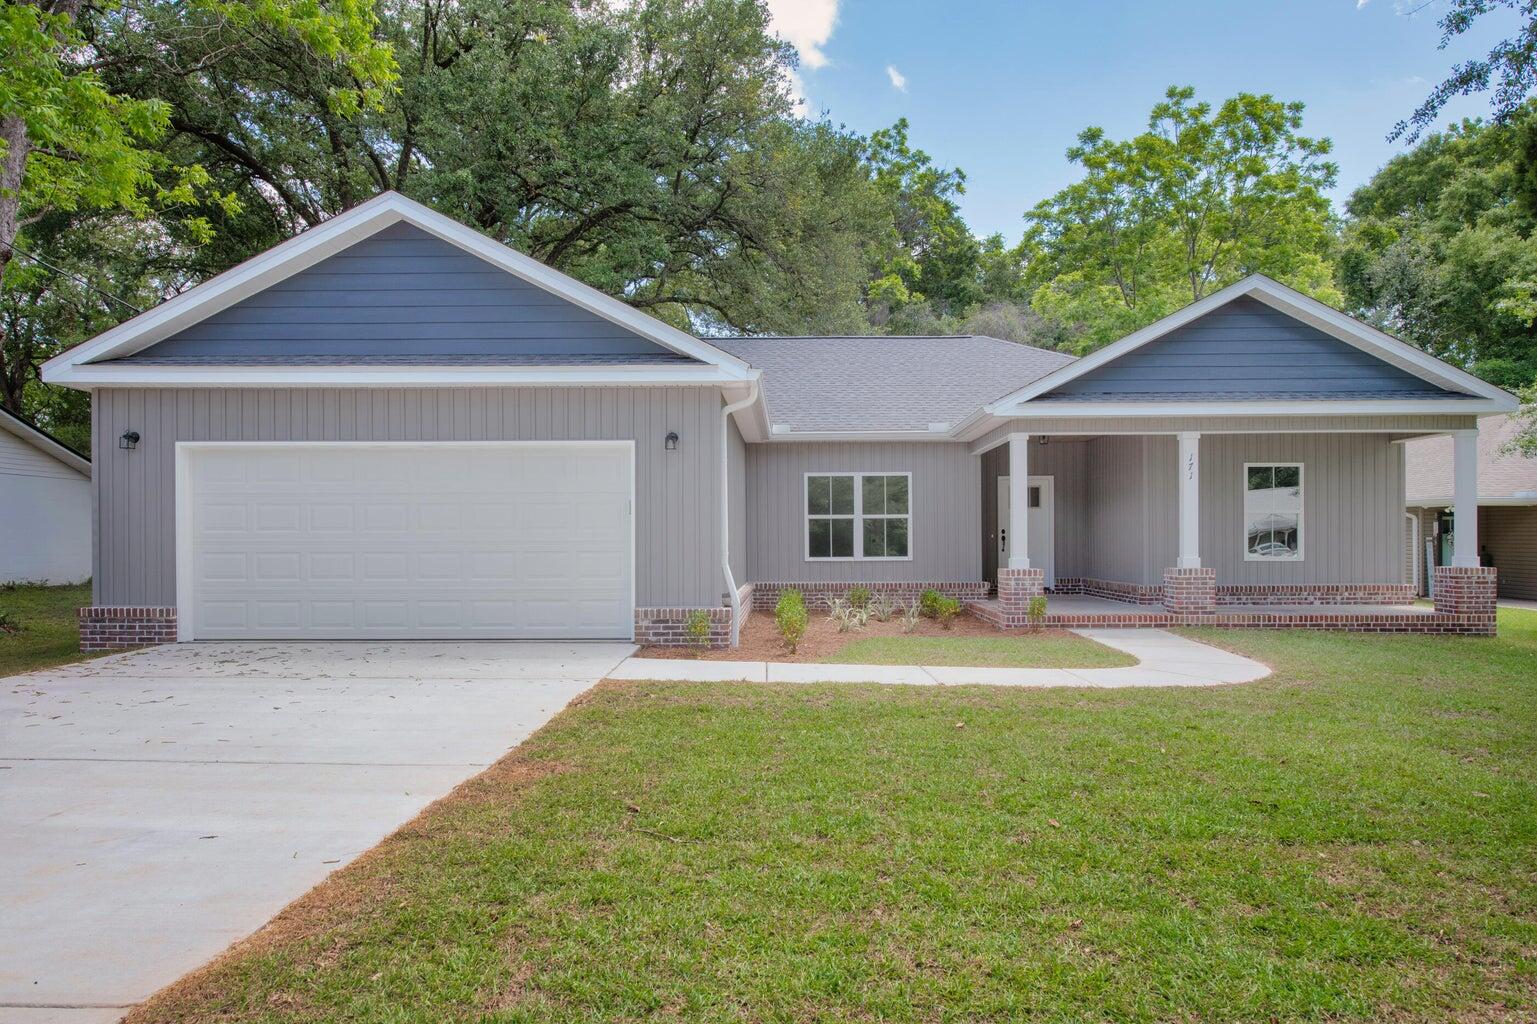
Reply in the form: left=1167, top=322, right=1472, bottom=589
left=711, top=334, right=1075, bottom=434
left=0, top=406, right=90, bottom=477
left=1404, top=414, right=1537, bottom=505
left=41, top=192, right=755, bottom=389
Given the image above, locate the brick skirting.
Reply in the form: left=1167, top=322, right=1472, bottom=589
left=633, top=606, right=733, bottom=649
left=989, top=567, right=1048, bottom=628
left=964, top=601, right=1497, bottom=634
left=1216, top=583, right=1416, bottom=606
left=78, top=606, right=177, bottom=651
left=1051, top=577, right=1164, bottom=605
left=749, top=580, right=988, bottom=611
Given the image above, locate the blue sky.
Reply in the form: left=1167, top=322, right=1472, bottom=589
left=768, top=0, right=1523, bottom=239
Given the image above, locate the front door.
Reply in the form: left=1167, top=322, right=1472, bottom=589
left=997, top=475, right=1055, bottom=588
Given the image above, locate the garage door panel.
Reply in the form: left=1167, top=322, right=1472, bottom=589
left=186, top=444, right=633, bottom=640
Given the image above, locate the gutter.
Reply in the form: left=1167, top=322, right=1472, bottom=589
left=720, top=379, right=760, bottom=646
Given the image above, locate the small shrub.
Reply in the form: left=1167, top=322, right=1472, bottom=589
left=684, top=609, right=713, bottom=651
left=933, top=594, right=961, bottom=629
left=1027, top=594, right=1048, bottom=631
left=0, top=609, right=19, bottom=635
left=919, top=588, right=946, bottom=619
left=776, top=589, right=808, bottom=653
left=847, top=586, right=871, bottom=610
left=900, top=601, right=922, bottom=633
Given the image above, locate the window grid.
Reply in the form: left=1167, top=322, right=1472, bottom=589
left=805, top=472, right=912, bottom=561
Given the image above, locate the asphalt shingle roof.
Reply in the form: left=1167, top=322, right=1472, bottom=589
left=709, top=335, right=1076, bottom=433
left=1405, top=414, right=1537, bottom=502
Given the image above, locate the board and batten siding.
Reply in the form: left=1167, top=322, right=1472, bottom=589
left=1044, top=296, right=1468, bottom=398
left=745, top=442, right=981, bottom=583
left=1483, top=507, right=1537, bottom=600
left=91, top=387, right=723, bottom=608
left=125, top=223, right=677, bottom=362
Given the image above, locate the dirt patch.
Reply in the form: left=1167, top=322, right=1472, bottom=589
left=635, top=607, right=1079, bottom=662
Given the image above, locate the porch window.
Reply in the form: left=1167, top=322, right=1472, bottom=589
left=1244, top=463, right=1303, bottom=560
left=806, top=473, right=910, bottom=560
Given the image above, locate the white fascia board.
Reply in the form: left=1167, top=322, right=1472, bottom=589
left=0, top=411, right=90, bottom=476
left=41, top=191, right=753, bottom=384
left=1406, top=496, right=1537, bottom=507
left=51, top=363, right=750, bottom=388
left=982, top=275, right=1520, bottom=415
left=986, top=398, right=1507, bottom=417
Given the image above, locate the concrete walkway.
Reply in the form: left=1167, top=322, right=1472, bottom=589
left=1, top=641, right=633, bottom=1024
left=609, top=628, right=1270, bottom=687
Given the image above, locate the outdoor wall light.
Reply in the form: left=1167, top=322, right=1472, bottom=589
left=664, top=431, right=679, bottom=451
left=118, top=430, right=140, bottom=451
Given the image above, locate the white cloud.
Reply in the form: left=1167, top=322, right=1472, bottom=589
left=763, top=0, right=840, bottom=70
left=885, top=64, right=907, bottom=91
left=1357, top=0, right=1369, bottom=8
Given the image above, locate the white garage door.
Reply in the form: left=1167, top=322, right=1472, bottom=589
left=180, top=443, right=633, bottom=640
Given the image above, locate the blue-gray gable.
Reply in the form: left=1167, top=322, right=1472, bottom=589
left=121, top=222, right=691, bottom=364
left=1038, top=296, right=1469, bottom=400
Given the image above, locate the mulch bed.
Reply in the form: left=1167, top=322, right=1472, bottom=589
left=635, top=607, right=1076, bottom=662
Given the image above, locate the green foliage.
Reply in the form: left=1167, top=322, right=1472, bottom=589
left=684, top=609, right=712, bottom=651
left=918, top=588, right=945, bottom=619
left=847, top=586, right=871, bottom=609
left=775, top=588, right=807, bottom=654
left=1393, top=0, right=1537, bottom=143
left=1338, top=106, right=1537, bottom=391
left=1027, top=595, right=1048, bottom=631
left=1023, top=86, right=1338, bottom=352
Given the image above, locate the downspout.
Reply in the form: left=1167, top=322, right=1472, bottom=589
left=721, top=379, right=760, bottom=647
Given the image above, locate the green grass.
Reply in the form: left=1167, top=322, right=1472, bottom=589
left=0, top=582, right=94, bottom=678
left=822, top=631, right=1136, bottom=667
left=130, top=611, right=1537, bottom=1023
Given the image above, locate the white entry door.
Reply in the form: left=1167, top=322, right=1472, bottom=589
left=997, top=475, right=1055, bottom=588
left=178, top=442, right=633, bottom=640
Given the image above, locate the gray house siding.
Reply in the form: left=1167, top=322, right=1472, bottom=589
left=980, top=432, right=1406, bottom=587
left=91, top=386, right=723, bottom=608
left=745, top=442, right=981, bottom=583
left=125, top=223, right=683, bottom=363
left=1043, top=297, right=1468, bottom=399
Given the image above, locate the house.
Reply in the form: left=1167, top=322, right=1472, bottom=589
left=40, top=192, right=1519, bottom=649
left=0, top=406, right=91, bottom=585
left=1405, top=414, right=1537, bottom=600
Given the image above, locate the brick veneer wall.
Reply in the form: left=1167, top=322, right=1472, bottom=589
left=749, top=580, right=988, bottom=611
left=1052, top=577, right=1164, bottom=605
left=989, top=567, right=1047, bottom=628
left=1432, top=566, right=1498, bottom=634
left=78, top=606, right=177, bottom=651
left=1216, top=583, right=1416, bottom=606
left=964, top=601, right=1499, bottom=634
left=1162, top=567, right=1216, bottom=614
left=633, top=605, right=733, bottom=648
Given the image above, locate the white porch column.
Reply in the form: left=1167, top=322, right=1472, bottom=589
left=1177, top=432, right=1201, bottom=568
left=1453, top=427, right=1480, bottom=567
left=1008, top=432, right=1031, bottom=569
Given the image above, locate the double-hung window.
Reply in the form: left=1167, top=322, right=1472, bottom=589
left=806, top=473, right=910, bottom=560
left=1243, top=463, right=1303, bottom=560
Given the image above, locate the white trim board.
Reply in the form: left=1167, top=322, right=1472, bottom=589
left=981, top=275, right=1519, bottom=416
left=43, top=191, right=754, bottom=388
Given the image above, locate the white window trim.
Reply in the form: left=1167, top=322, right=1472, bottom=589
left=802, top=471, right=914, bottom=562
left=1242, top=461, right=1305, bottom=562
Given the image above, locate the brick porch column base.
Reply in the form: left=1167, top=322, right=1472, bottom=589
left=995, top=567, right=1046, bottom=628
left=1433, top=565, right=1498, bottom=635
left=1162, top=567, right=1216, bottom=614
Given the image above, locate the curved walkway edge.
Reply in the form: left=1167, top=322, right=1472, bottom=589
left=607, top=628, right=1271, bottom=688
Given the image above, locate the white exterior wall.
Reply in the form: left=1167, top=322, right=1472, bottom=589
left=0, top=428, right=91, bottom=584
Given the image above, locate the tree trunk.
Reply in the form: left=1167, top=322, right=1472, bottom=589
left=0, top=114, right=32, bottom=297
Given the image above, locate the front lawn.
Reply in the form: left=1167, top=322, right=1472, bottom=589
left=130, top=610, right=1537, bottom=1023
left=0, top=582, right=94, bottom=678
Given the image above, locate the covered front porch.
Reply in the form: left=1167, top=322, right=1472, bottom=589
left=965, top=422, right=1496, bottom=634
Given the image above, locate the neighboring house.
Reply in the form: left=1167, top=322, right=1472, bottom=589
left=1405, top=414, right=1537, bottom=600
left=41, top=192, right=1519, bottom=648
left=0, top=407, right=91, bottom=585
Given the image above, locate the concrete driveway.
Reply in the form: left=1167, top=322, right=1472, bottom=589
left=0, top=641, right=631, bottom=1023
